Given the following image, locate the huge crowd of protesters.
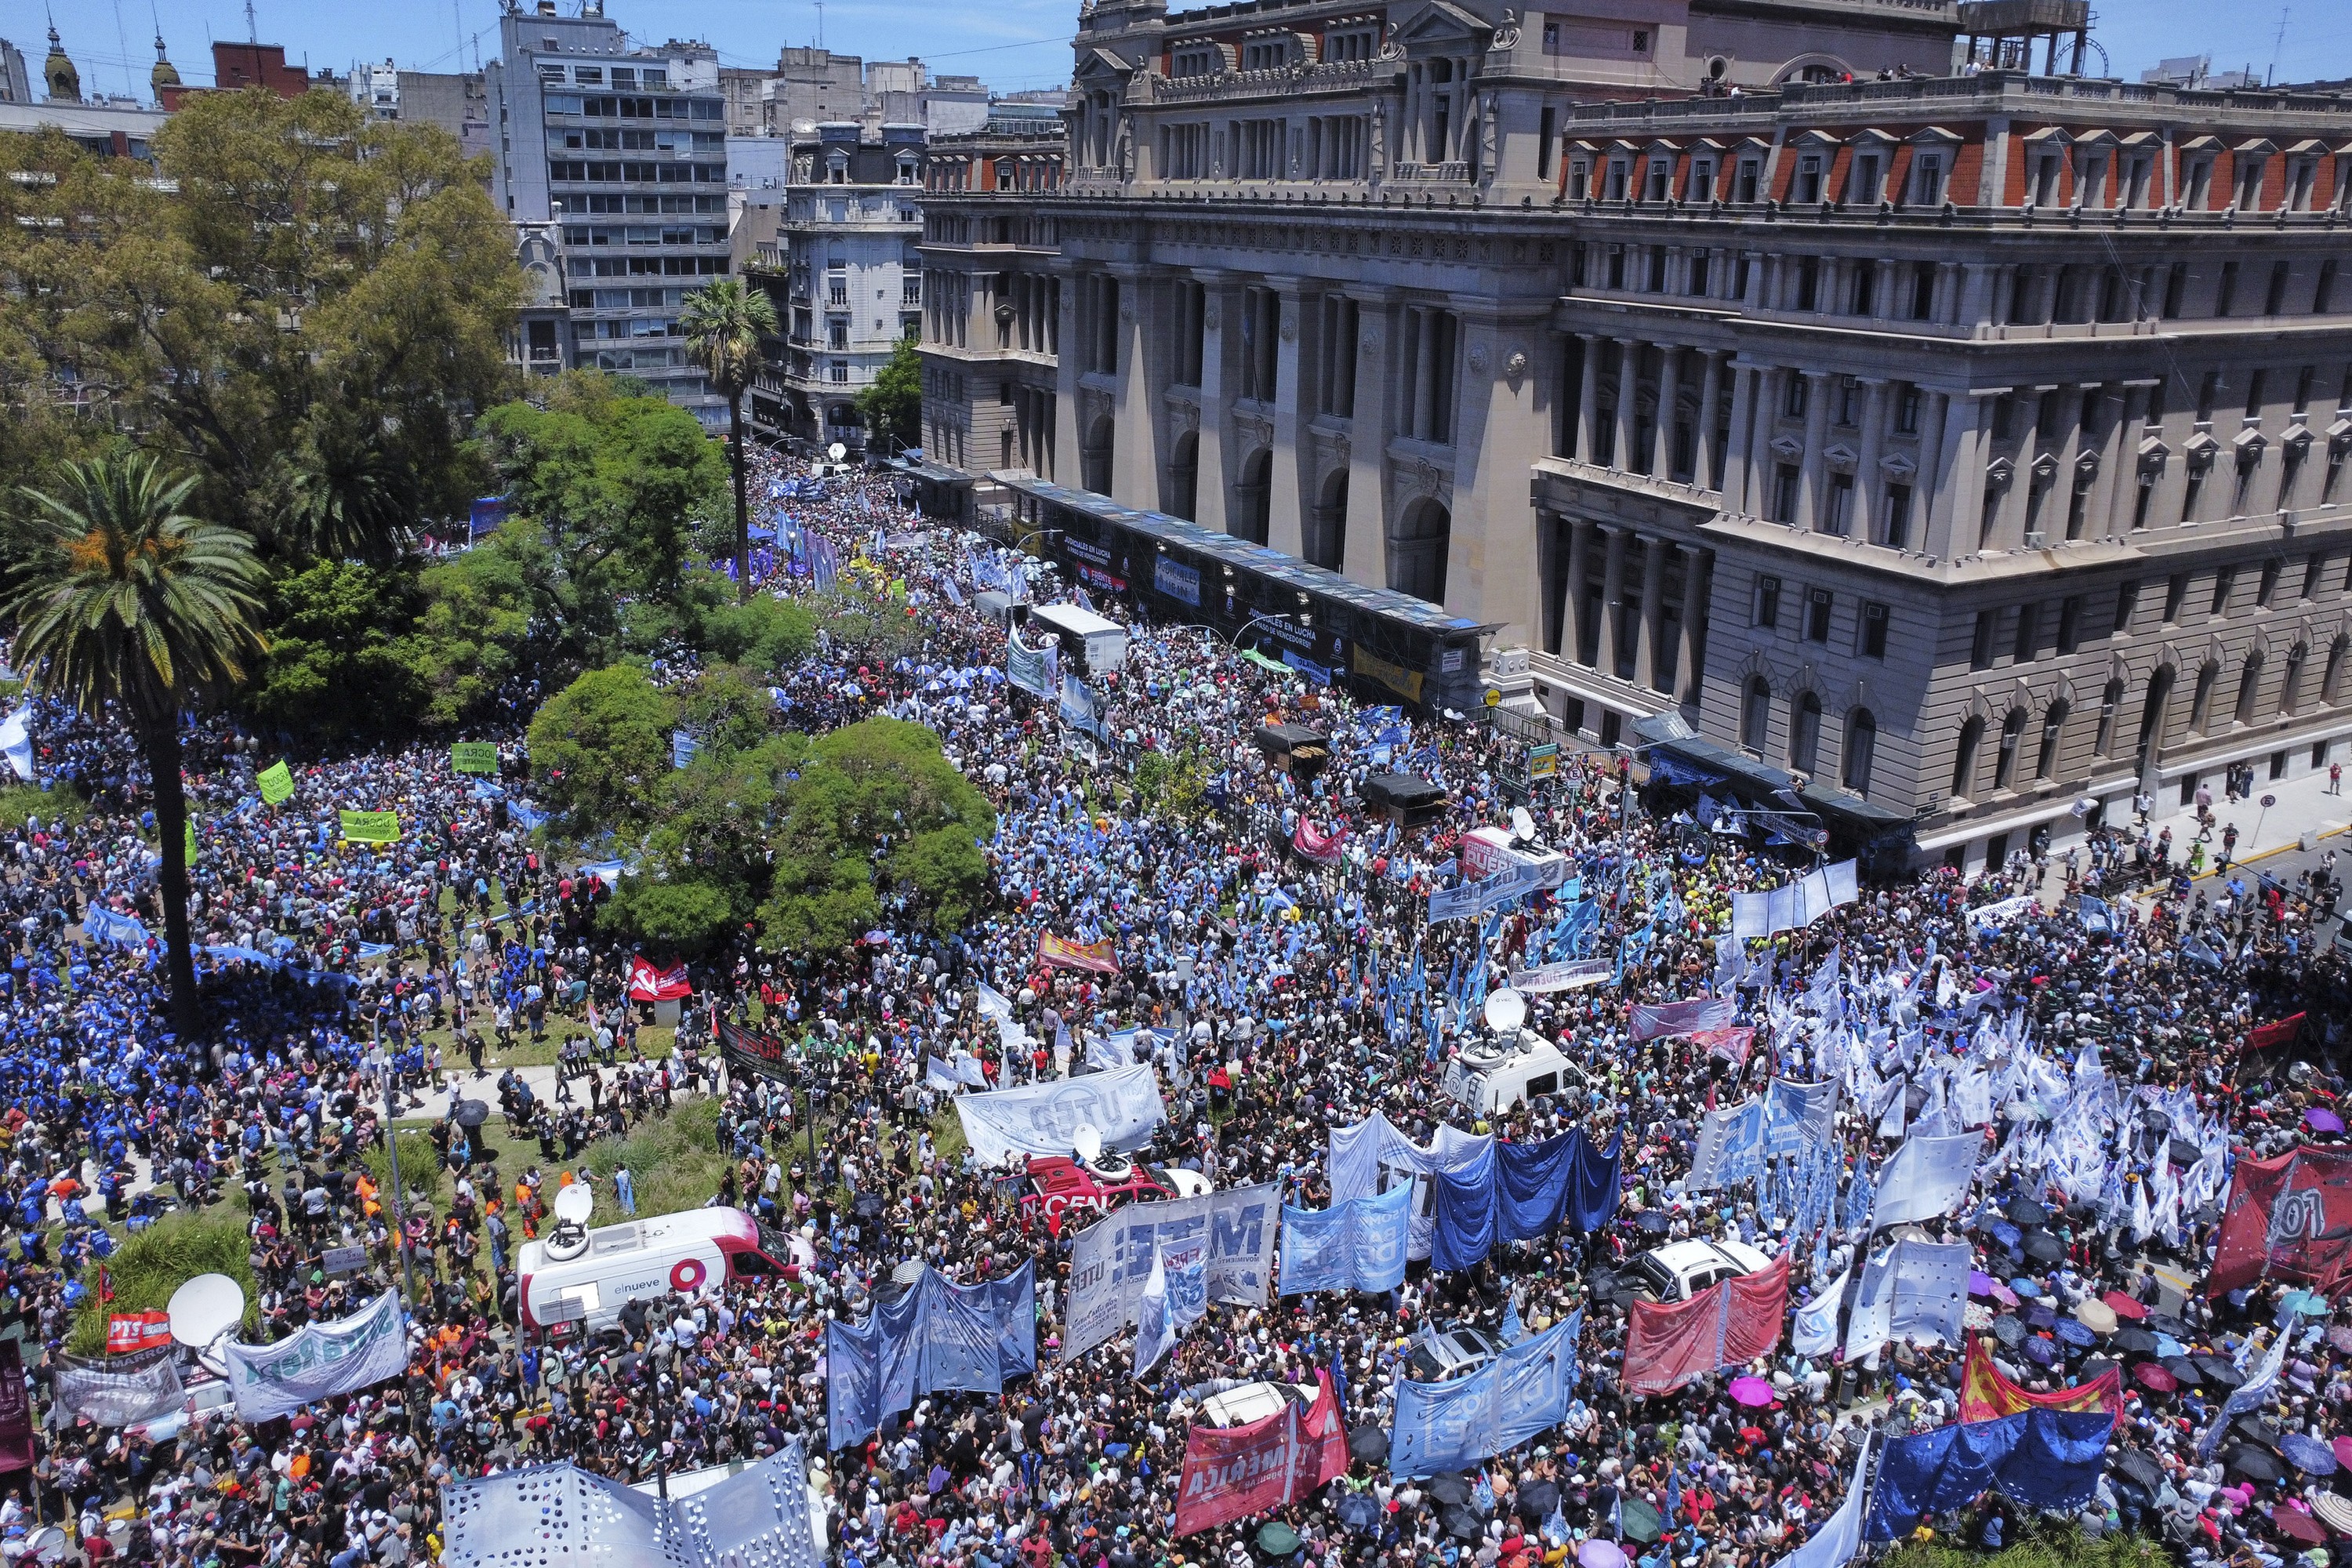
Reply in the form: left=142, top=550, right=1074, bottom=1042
left=0, top=455, right=2345, bottom=1568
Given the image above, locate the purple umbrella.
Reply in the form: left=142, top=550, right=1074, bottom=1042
left=1579, top=1543, right=1629, bottom=1568
left=2307, top=1109, right=2347, bottom=1134
left=1969, top=1270, right=1995, bottom=1297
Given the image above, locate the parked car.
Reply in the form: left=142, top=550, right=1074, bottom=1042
left=1195, top=1381, right=1315, bottom=1429
left=125, top=1374, right=234, bottom=1446
left=1628, top=1238, right=1775, bottom=1303
left=1404, top=1323, right=1508, bottom=1384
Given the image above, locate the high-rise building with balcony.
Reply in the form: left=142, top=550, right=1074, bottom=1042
left=485, top=4, right=732, bottom=423
left=916, top=0, right=2352, bottom=872
left=743, top=122, right=929, bottom=456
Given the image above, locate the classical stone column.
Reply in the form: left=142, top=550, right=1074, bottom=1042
left=1695, top=350, right=1726, bottom=491
left=1797, top=370, right=1832, bottom=528
left=1854, top=378, right=1890, bottom=541
left=1613, top=339, right=1640, bottom=469
left=1722, top=361, right=1761, bottom=514
left=1911, top=389, right=1951, bottom=553
left=1573, top=333, right=1602, bottom=463
left=1109, top=263, right=1161, bottom=506
left=1931, top=392, right=1992, bottom=561
left=1192, top=269, right=1234, bottom=533
left=1341, top=289, right=1396, bottom=591
left=1678, top=546, right=1712, bottom=705
left=2102, top=385, right=2151, bottom=536
left=1450, top=302, right=1554, bottom=641
left=1265, top=276, right=1308, bottom=558
left=1650, top=346, right=1682, bottom=479
left=1634, top=534, right=1667, bottom=691
left=1562, top=515, right=1591, bottom=663
left=1599, top=525, right=1628, bottom=679
left=1052, top=263, right=1082, bottom=484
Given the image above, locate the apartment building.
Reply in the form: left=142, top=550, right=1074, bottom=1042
left=744, top=122, right=928, bottom=453
left=915, top=0, right=2352, bottom=870
left=485, top=4, right=731, bottom=423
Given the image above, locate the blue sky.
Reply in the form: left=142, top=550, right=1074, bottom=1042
left=30, top=0, right=2352, bottom=103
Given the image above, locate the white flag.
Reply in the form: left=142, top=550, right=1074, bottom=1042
left=1133, top=1246, right=1174, bottom=1379
left=1779, top=1436, right=1872, bottom=1568
left=0, top=706, right=30, bottom=785
left=1792, top=1265, right=1848, bottom=1359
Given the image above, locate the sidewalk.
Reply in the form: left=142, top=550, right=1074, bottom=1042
left=2136, top=760, right=2352, bottom=875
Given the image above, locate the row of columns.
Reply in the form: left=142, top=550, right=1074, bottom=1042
left=1551, top=518, right=1711, bottom=702
left=1566, top=337, right=1731, bottom=490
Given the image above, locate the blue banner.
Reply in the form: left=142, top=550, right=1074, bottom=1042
left=1864, top=1409, right=2112, bottom=1540
left=827, top=1261, right=1035, bottom=1448
left=1278, top=1181, right=1410, bottom=1297
left=83, top=907, right=151, bottom=951
left=1427, top=1130, right=1621, bottom=1271
left=1389, top=1317, right=1580, bottom=1479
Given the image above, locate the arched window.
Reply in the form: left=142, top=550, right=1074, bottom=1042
left=2035, top=700, right=2070, bottom=780
left=1842, top=709, right=1877, bottom=796
left=1742, top=677, right=1772, bottom=752
left=2327, top=637, right=2350, bottom=705
left=2095, top=677, right=2125, bottom=756
left=2281, top=642, right=2308, bottom=715
left=2234, top=650, right=2264, bottom=728
left=1788, top=691, right=1822, bottom=773
left=1951, top=715, right=1984, bottom=797
left=2136, top=667, right=2175, bottom=770
left=1993, top=706, right=2027, bottom=789
left=2189, top=660, right=2220, bottom=732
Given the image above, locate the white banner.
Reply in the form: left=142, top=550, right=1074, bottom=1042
left=954, top=1065, right=1168, bottom=1167
left=0, top=707, right=31, bottom=785
left=1791, top=1265, right=1847, bottom=1359
left=1968, top=895, right=2040, bottom=933
left=1508, top=958, right=1613, bottom=993
left=1063, top=1184, right=1278, bottom=1363
left=1731, top=859, right=1860, bottom=940
left=220, top=1290, right=408, bottom=1423
left=1843, top=1238, right=1972, bottom=1363
left=1866, top=1131, right=1982, bottom=1230
left=54, top=1348, right=184, bottom=1428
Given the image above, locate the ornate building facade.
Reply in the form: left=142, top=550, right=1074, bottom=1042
left=917, top=0, right=2352, bottom=870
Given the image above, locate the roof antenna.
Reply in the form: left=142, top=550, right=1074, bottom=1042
left=815, top=0, right=826, bottom=50
left=245, top=0, right=257, bottom=44
left=2265, top=8, right=2288, bottom=85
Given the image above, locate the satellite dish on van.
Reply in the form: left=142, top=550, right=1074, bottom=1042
left=1072, top=1124, right=1105, bottom=1166
left=554, top=1183, right=594, bottom=1227
left=828, top=442, right=848, bottom=463
left=168, top=1274, right=245, bottom=1352
left=1483, top=988, right=1528, bottom=1035
left=1510, top=807, right=1537, bottom=844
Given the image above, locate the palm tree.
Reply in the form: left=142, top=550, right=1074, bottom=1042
left=2, top=453, right=266, bottom=1038
left=681, top=278, right=780, bottom=601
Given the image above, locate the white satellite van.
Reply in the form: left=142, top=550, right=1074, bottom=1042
left=1440, top=989, right=1586, bottom=1116
left=517, top=1187, right=789, bottom=1337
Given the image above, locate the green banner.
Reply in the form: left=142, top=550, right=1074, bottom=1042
left=256, top=760, right=296, bottom=804
left=338, top=809, right=401, bottom=844
left=184, top=819, right=198, bottom=865
left=449, top=742, right=499, bottom=775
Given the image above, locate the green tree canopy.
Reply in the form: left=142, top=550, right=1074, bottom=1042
left=526, top=665, right=679, bottom=837
left=856, top=336, right=923, bottom=455
left=699, top=591, right=817, bottom=673
left=243, top=561, right=430, bottom=740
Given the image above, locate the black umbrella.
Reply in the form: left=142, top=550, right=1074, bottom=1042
left=2198, top=1357, right=2245, bottom=1391
left=1440, top=1506, right=1483, bottom=1544
left=852, top=1192, right=887, bottom=1222
left=1633, top=1210, right=1670, bottom=1234
left=454, top=1098, right=492, bottom=1128
left=1348, top=1425, right=1388, bottom=1465
left=1334, top=1494, right=1382, bottom=1534
left=1516, top=1479, right=1562, bottom=1523
left=2114, top=1326, right=2159, bottom=1356
left=2147, top=1312, right=2192, bottom=1338
left=2115, top=1450, right=2165, bottom=1491
left=1426, top=1475, right=1471, bottom=1507
left=2227, top=1445, right=2286, bottom=1483
left=2234, top=1414, right=2282, bottom=1451
left=1991, top=1314, right=2026, bottom=1348
left=2003, top=1196, right=2049, bottom=1227
left=2023, top=1231, right=2067, bottom=1265
left=2169, top=1137, right=2202, bottom=1167
left=2161, top=1356, right=2205, bottom=1387
left=2079, top=1356, right=2121, bottom=1383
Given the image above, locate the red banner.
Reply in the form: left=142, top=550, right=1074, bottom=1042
left=1958, top=1336, right=2124, bottom=1426
left=2249, top=1012, right=2307, bottom=1052
left=1691, top=1027, right=1757, bottom=1068
left=105, top=1312, right=172, bottom=1356
left=1038, top=934, right=1119, bottom=975
left=1174, top=1370, right=1346, bottom=1536
left=2211, top=1146, right=2352, bottom=1297
left=1291, top=822, right=1347, bottom=866
left=626, top=956, right=692, bottom=1001
left=1624, top=1257, right=1788, bottom=1396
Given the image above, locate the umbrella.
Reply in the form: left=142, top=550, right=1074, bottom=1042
left=2280, top=1289, right=2330, bottom=1318
left=2335, top=1436, right=2352, bottom=1472
left=2025, top=1301, right=2058, bottom=1330
left=2102, top=1290, right=2150, bottom=1321
left=2312, top=1494, right=2352, bottom=1537
left=1969, top=1270, right=1996, bottom=1297
left=2196, top=1356, right=2244, bottom=1391
left=2161, top=1356, right=2204, bottom=1387
left=1577, top=1544, right=1629, bottom=1568
left=2281, top=1433, right=2339, bottom=1475
left=851, top=1192, right=886, bottom=1223
left=1988, top=1219, right=2024, bottom=1250
left=1991, top=1282, right=2020, bottom=1307
left=1991, top=1315, right=2026, bottom=1348
left=2023, top=1231, right=2066, bottom=1265
left=2009, top=1276, right=2043, bottom=1296
left=2274, top=1508, right=2330, bottom=1547
left=2055, top=1319, right=2096, bottom=1348
left=2023, top=1337, right=2056, bottom=1367
left=1516, top=1480, right=1561, bottom=1524
left=1426, top=1475, right=1471, bottom=1507
left=2133, top=1362, right=2179, bottom=1392
left=1348, top=1425, right=1388, bottom=1465
left=1729, top=1376, right=1777, bottom=1407
left=1440, top=1507, right=1483, bottom=1544
left=1633, top=1210, right=1670, bottom=1233
left=2169, top=1137, right=2204, bottom=1167
left=2154, top=1334, right=2187, bottom=1359
left=2074, top=1298, right=2118, bottom=1335
left=1621, top=1498, right=1663, bottom=1544
left=2332, top=1326, right=2352, bottom=1356
left=2227, top=1446, right=2286, bottom=1483
left=2234, top=1415, right=2281, bottom=1450
left=2147, top=1312, right=2191, bottom=1337
left=2114, top=1450, right=2165, bottom=1490
left=1965, top=1302, right=1995, bottom=1331
left=1334, top=1494, right=1382, bottom=1534
left=2114, top=1326, right=2159, bottom=1356
left=2004, top=1196, right=2049, bottom=1227
left=454, top=1098, right=492, bottom=1129
left=2078, top=1356, right=2121, bottom=1383
left=2307, top=1109, right=2347, bottom=1134
left=1258, top=1523, right=1302, bottom=1556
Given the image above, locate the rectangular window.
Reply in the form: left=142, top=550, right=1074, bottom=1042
left=1537, top=108, right=1557, bottom=183
left=2114, top=579, right=2140, bottom=633
left=2210, top=567, right=2235, bottom=615
left=1970, top=608, right=1997, bottom=670
left=1823, top=471, right=1854, bottom=535
left=1753, top=574, right=1782, bottom=630
left=1772, top=464, right=1800, bottom=524
left=2057, top=594, right=2084, bottom=653
left=1882, top=483, right=1913, bottom=550
left=2162, top=572, right=2188, bottom=624
left=2012, top=603, right=2038, bottom=662
left=1806, top=587, right=1833, bottom=643
left=1895, top=384, right=1922, bottom=434
left=1736, top=158, right=1760, bottom=204
left=1910, top=151, right=1944, bottom=205
left=2259, top=559, right=2281, bottom=608
left=1859, top=601, right=1889, bottom=659
left=1791, top=153, right=1824, bottom=205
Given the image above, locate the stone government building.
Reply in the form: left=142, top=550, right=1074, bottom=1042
left=916, top=0, right=2352, bottom=873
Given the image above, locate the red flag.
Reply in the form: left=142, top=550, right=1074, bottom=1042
left=1624, top=1287, right=1723, bottom=1398
left=1723, top=1254, right=1789, bottom=1366
left=105, top=1312, right=172, bottom=1356
left=1958, top=1337, right=2124, bottom=1426
left=1038, top=934, right=1119, bottom=975
left=1174, top=1370, right=1345, bottom=1536
left=625, top=956, right=692, bottom=1001
left=2249, top=1013, right=2307, bottom=1051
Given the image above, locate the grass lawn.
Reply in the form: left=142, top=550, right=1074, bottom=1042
left=67, top=1207, right=258, bottom=1357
